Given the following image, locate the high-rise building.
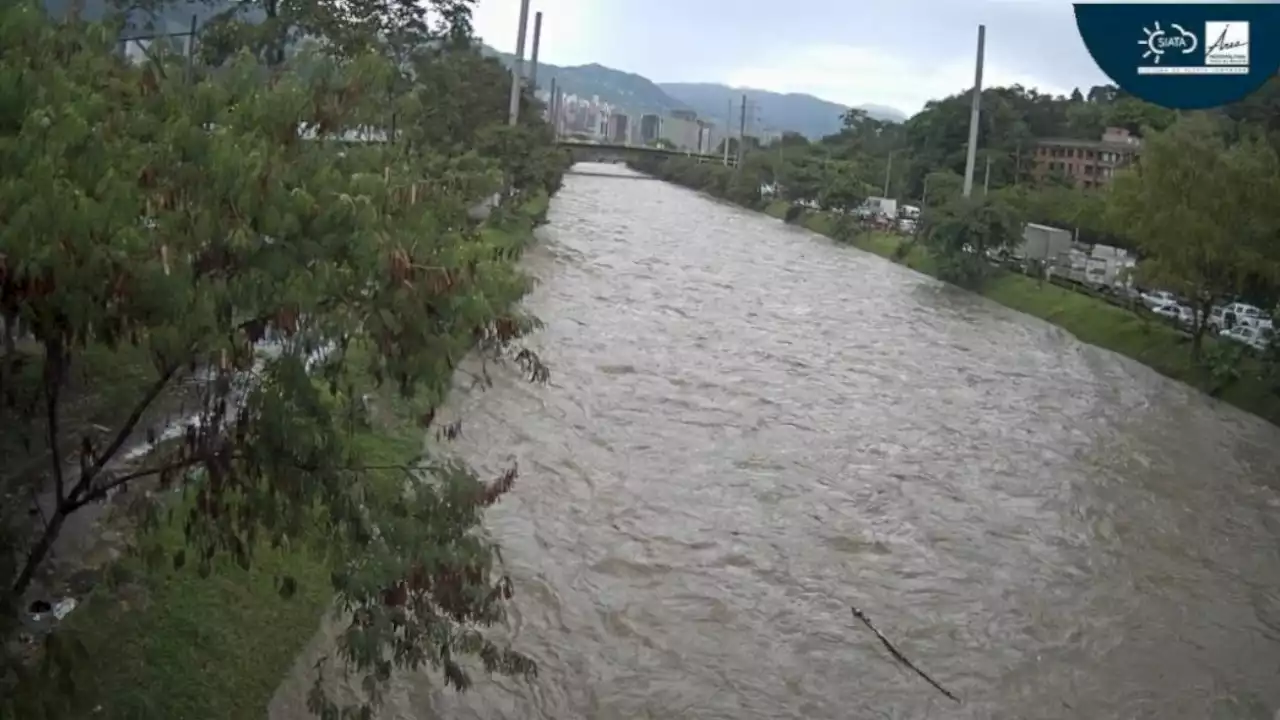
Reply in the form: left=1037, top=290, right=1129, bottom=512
left=639, top=114, right=661, bottom=145
left=659, top=114, right=700, bottom=152
left=671, top=109, right=698, bottom=122
left=609, top=114, right=630, bottom=144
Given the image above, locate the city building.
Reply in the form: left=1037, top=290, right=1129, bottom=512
left=671, top=109, right=698, bottom=122
left=659, top=113, right=701, bottom=152
left=758, top=128, right=784, bottom=145
left=639, top=114, right=661, bottom=145
left=697, top=121, right=717, bottom=155
left=1031, top=127, right=1142, bottom=189
left=609, top=114, right=630, bottom=144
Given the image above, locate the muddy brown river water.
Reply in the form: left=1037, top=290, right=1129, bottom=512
left=270, top=163, right=1280, bottom=719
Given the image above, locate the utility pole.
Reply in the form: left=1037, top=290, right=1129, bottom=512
left=961, top=24, right=986, bottom=197
left=983, top=155, right=992, bottom=194
left=548, top=77, right=558, bottom=137
left=506, top=0, right=531, bottom=126
left=555, top=89, right=564, bottom=137
left=883, top=151, right=895, bottom=197
left=529, top=11, right=543, bottom=89
left=737, top=92, right=747, bottom=167
left=723, top=99, right=732, bottom=166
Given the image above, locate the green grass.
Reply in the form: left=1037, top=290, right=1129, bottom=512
left=763, top=200, right=1280, bottom=427
left=47, top=356, right=437, bottom=720
left=60, top=527, right=335, bottom=720
left=17, top=195, right=553, bottom=720
left=55, top=374, right=435, bottom=718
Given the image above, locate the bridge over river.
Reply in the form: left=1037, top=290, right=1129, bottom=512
left=556, top=139, right=735, bottom=168
left=271, top=162, right=1280, bottom=720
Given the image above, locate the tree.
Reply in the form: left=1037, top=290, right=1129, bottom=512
left=0, top=2, right=566, bottom=716
left=774, top=131, right=809, bottom=148
left=1106, top=114, right=1280, bottom=360
left=779, top=155, right=825, bottom=205
left=922, top=170, right=963, bottom=207
left=817, top=161, right=868, bottom=212
left=816, top=160, right=871, bottom=240
left=920, top=194, right=1024, bottom=287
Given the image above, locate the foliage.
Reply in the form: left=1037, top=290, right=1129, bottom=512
left=1106, top=113, right=1280, bottom=358
left=919, top=194, right=1024, bottom=288
left=0, top=0, right=568, bottom=716
left=922, top=170, right=963, bottom=208
left=1202, top=341, right=1246, bottom=396
left=628, top=154, right=770, bottom=209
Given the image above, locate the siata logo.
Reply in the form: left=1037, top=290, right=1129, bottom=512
left=1205, top=21, right=1249, bottom=67
left=1138, top=21, right=1198, bottom=65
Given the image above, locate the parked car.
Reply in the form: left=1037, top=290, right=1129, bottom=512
left=1175, top=305, right=1199, bottom=328
left=1152, top=303, right=1183, bottom=323
left=1222, top=324, right=1273, bottom=353
left=1207, top=302, right=1272, bottom=334
left=1221, top=302, right=1266, bottom=329
left=1141, top=290, right=1178, bottom=310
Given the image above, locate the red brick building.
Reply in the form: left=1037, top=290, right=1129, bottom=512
left=1031, top=127, right=1142, bottom=189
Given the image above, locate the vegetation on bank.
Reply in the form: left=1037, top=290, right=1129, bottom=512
left=1, top=0, right=569, bottom=717
left=24, top=198, right=552, bottom=720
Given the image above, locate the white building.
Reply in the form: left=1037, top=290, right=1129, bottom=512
left=658, top=115, right=702, bottom=152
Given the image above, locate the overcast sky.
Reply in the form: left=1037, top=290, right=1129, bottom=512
left=469, top=0, right=1118, bottom=117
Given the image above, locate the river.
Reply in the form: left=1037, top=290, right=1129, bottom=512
left=270, top=163, right=1280, bottom=719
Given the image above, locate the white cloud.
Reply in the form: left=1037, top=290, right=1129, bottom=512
left=726, top=43, right=1073, bottom=117
left=469, top=0, right=600, bottom=66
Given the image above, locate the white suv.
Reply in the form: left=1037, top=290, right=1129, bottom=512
left=1141, top=290, right=1178, bottom=310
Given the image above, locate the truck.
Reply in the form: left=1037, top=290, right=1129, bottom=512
left=1017, top=223, right=1074, bottom=264
left=1083, top=244, right=1136, bottom=292
left=1049, top=247, right=1090, bottom=283
left=858, top=196, right=898, bottom=221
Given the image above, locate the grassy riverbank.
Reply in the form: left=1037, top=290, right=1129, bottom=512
left=762, top=200, right=1280, bottom=427
left=22, top=193, right=553, bottom=720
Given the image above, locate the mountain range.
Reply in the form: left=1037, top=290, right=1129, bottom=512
left=481, top=47, right=907, bottom=139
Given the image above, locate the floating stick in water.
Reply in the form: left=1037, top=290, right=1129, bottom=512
left=851, top=605, right=961, bottom=704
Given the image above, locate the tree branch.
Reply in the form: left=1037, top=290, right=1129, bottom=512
left=44, top=341, right=65, bottom=504
left=65, top=453, right=212, bottom=514
left=65, top=360, right=182, bottom=509
left=851, top=605, right=960, bottom=704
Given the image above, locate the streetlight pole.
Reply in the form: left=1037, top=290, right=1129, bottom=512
left=723, top=99, right=732, bottom=166
left=529, top=11, right=543, bottom=89
left=883, top=150, right=896, bottom=197
left=506, top=0, right=531, bottom=127
left=962, top=24, right=986, bottom=197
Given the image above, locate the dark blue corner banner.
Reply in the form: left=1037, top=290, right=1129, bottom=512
left=1074, top=3, right=1280, bottom=109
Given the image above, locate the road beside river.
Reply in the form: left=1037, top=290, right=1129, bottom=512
left=271, top=163, right=1280, bottom=719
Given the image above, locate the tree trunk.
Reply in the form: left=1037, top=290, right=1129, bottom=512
left=1191, top=297, right=1209, bottom=363
left=11, top=508, right=67, bottom=598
